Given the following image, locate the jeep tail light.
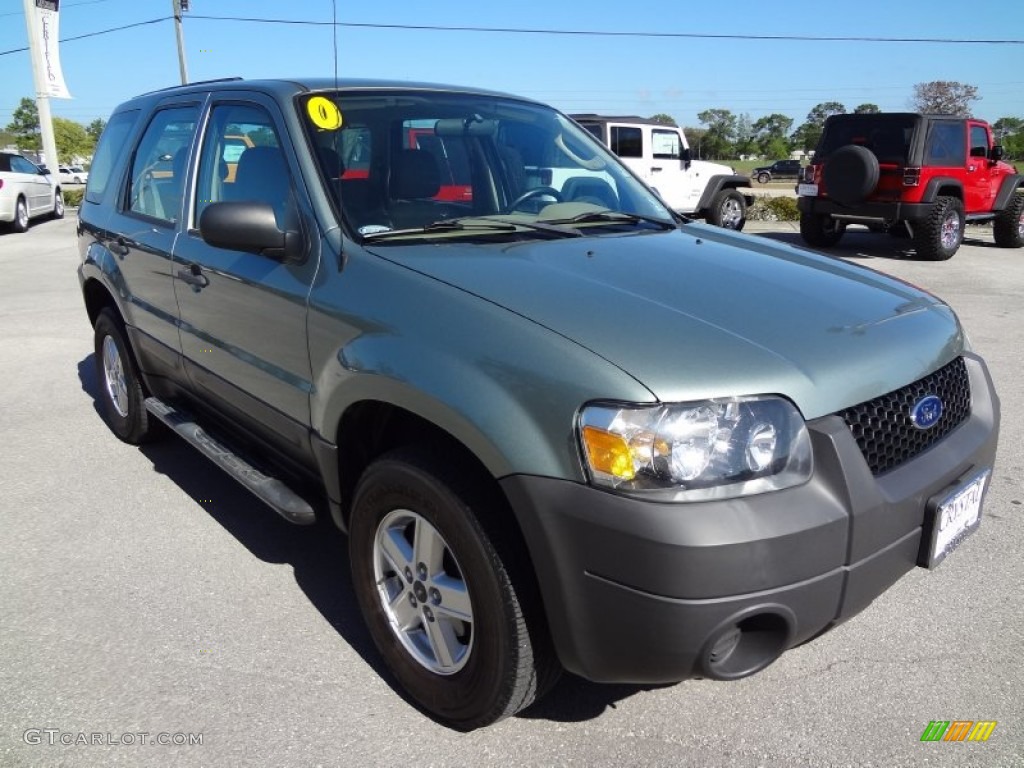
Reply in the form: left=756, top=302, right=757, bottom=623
left=801, top=166, right=816, bottom=183
left=903, top=167, right=921, bottom=187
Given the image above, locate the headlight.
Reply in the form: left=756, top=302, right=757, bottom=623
left=578, top=396, right=812, bottom=500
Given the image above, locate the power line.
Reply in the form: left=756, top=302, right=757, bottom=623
left=185, top=15, right=1024, bottom=45
left=0, top=16, right=169, bottom=57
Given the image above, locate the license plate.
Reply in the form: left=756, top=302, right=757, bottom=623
left=921, top=470, right=990, bottom=568
left=797, top=183, right=818, bottom=197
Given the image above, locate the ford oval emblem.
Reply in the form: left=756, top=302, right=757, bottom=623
left=910, top=395, right=943, bottom=430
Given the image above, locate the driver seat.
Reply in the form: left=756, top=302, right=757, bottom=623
left=388, top=149, right=441, bottom=229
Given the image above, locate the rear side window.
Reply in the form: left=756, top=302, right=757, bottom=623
left=126, top=106, right=199, bottom=223
left=86, top=111, right=139, bottom=204
left=611, top=126, right=642, bottom=158
left=924, top=122, right=966, bottom=166
left=10, top=155, right=40, bottom=174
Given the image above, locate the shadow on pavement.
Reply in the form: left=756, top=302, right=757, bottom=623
left=754, top=224, right=997, bottom=261
left=77, top=353, right=655, bottom=727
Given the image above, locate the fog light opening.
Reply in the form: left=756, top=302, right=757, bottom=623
left=701, top=612, right=791, bottom=680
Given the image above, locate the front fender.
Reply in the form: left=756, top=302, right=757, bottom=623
left=695, top=174, right=754, bottom=212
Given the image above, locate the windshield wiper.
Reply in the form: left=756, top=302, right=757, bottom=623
left=540, top=211, right=678, bottom=230
left=362, top=216, right=582, bottom=240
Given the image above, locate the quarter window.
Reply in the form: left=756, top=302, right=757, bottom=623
left=86, top=110, right=139, bottom=204
left=925, top=122, right=966, bottom=166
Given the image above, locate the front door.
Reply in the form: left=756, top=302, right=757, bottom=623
left=172, top=94, right=320, bottom=464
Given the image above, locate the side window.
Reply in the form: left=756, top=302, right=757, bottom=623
left=86, top=110, right=139, bottom=204
left=610, top=126, right=642, bottom=158
left=195, top=103, right=288, bottom=226
left=126, top=106, right=198, bottom=223
left=11, top=156, right=39, bottom=174
left=925, top=122, right=966, bottom=166
left=652, top=129, right=682, bottom=160
left=969, top=125, right=990, bottom=158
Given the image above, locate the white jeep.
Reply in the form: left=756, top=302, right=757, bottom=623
left=572, top=114, right=753, bottom=230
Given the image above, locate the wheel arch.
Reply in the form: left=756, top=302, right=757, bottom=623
left=920, top=177, right=964, bottom=204
left=993, top=175, right=1024, bottom=211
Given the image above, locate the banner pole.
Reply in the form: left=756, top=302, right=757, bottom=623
left=21, top=0, right=61, bottom=176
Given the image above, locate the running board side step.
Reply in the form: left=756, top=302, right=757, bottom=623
left=144, top=397, right=316, bottom=525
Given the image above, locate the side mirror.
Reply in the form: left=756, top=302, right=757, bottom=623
left=199, top=202, right=304, bottom=263
left=681, top=146, right=692, bottom=171
left=991, top=145, right=1004, bottom=162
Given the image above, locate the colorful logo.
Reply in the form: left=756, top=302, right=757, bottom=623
left=920, top=720, right=997, bottom=742
left=910, top=394, right=943, bottom=429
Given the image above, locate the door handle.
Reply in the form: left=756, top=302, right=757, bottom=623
left=651, top=166, right=663, bottom=172
left=176, top=264, right=209, bottom=290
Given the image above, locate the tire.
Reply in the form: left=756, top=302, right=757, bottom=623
left=52, top=190, right=65, bottom=220
left=757, top=172, right=770, bottom=184
left=705, top=189, right=746, bottom=230
left=993, top=193, right=1024, bottom=248
left=913, top=196, right=964, bottom=261
left=822, top=145, right=879, bottom=206
left=799, top=212, right=845, bottom=247
left=13, top=196, right=29, bottom=233
left=349, top=448, right=557, bottom=730
left=93, top=308, right=154, bottom=444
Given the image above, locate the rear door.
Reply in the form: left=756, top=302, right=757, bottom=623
left=172, top=92, right=319, bottom=464
left=103, top=99, right=200, bottom=375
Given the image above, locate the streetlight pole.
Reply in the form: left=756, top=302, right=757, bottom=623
left=172, top=0, right=188, bottom=84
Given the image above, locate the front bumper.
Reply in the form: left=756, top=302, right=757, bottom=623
left=501, top=354, right=999, bottom=683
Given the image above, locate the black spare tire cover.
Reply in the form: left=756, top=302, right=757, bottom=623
left=823, top=145, right=879, bottom=206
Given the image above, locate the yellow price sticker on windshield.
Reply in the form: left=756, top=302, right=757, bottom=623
left=307, top=97, right=343, bottom=130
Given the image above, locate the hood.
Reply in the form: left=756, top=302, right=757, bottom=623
left=367, top=225, right=963, bottom=419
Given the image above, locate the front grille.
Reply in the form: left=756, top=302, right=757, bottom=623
left=838, top=357, right=971, bottom=475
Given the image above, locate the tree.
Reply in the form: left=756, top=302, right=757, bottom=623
left=791, top=102, right=846, bottom=154
left=752, top=113, right=793, bottom=157
left=992, top=117, right=1023, bottom=142
left=696, top=108, right=737, bottom=159
left=86, top=118, right=106, bottom=143
left=854, top=103, right=881, bottom=114
left=649, top=113, right=677, bottom=127
left=684, top=126, right=707, bottom=159
left=6, top=97, right=41, bottom=151
left=53, top=117, right=92, bottom=162
left=734, top=113, right=757, bottom=158
left=911, top=81, right=979, bottom=116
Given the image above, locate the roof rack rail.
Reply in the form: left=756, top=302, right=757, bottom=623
left=136, top=76, right=243, bottom=97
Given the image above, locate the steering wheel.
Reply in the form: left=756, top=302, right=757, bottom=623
left=506, top=186, right=563, bottom=213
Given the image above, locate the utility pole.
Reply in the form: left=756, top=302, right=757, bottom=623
left=172, top=0, right=188, bottom=84
left=21, top=0, right=60, bottom=174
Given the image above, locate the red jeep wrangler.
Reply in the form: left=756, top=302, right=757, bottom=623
left=797, top=113, right=1024, bottom=260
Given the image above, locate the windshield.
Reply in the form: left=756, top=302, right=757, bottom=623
left=299, top=90, right=674, bottom=241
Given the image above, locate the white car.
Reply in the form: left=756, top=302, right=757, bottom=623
left=59, top=165, right=89, bottom=184
left=0, top=152, right=64, bottom=232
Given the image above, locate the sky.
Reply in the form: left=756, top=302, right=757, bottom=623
left=1, top=0, right=1022, bottom=133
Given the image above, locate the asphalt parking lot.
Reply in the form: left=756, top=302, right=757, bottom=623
left=2, top=215, right=1022, bottom=767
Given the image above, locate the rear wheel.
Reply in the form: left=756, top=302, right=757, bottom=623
left=914, top=196, right=963, bottom=261
left=13, top=196, right=29, bottom=232
left=93, top=308, right=154, bottom=444
left=348, top=448, right=557, bottom=730
left=799, top=212, right=845, bottom=247
left=706, top=189, right=746, bottom=230
left=993, top=193, right=1024, bottom=248
left=52, top=190, right=64, bottom=220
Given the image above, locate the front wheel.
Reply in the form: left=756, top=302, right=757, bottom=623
left=706, top=189, right=746, bottom=230
left=93, top=308, right=154, bottom=444
left=348, top=449, right=556, bottom=730
left=757, top=172, right=770, bottom=184
left=914, top=196, right=963, bottom=261
left=799, top=212, right=845, bottom=247
left=993, top=193, right=1024, bottom=248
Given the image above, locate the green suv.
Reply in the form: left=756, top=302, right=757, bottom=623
left=78, top=78, right=1000, bottom=729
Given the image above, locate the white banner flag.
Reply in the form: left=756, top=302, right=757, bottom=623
left=34, top=0, right=71, bottom=99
